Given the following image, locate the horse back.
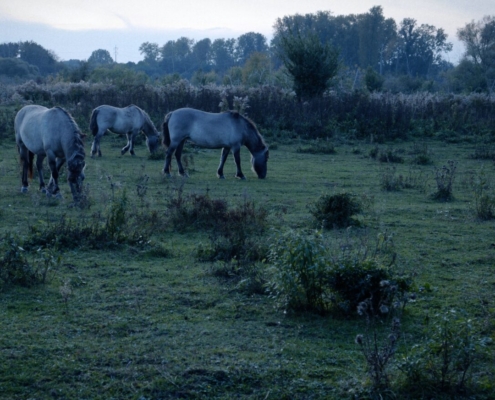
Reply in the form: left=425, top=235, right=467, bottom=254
left=168, top=108, right=245, bottom=149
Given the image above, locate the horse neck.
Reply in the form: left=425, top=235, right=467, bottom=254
left=142, top=115, right=158, bottom=137
left=63, top=131, right=85, bottom=162
left=244, top=129, right=266, bottom=155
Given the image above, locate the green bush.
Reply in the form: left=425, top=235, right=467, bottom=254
left=398, top=310, right=479, bottom=397
left=308, top=192, right=362, bottom=229
left=0, top=234, right=59, bottom=287
left=268, top=230, right=330, bottom=314
left=268, top=230, right=411, bottom=315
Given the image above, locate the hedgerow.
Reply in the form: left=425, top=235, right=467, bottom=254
left=2, top=81, right=495, bottom=143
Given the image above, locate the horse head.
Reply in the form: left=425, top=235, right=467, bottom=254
left=67, top=157, right=86, bottom=201
left=146, top=134, right=161, bottom=154
left=251, top=148, right=269, bottom=179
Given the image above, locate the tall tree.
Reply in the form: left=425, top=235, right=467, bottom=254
left=160, top=37, right=193, bottom=75
left=457, top=16, right=495, bottom=92
left=88, top=49, right=114, bottom=67
left=277, top=29, right=339, bottom=100
left=191, top=38, right=212, bottom=71
left=0, top=42, right=20, bottom=58
left=139, top=42, right=161, bottom=64
left=394, top=18, right=452, bottom=77
left=357, top=6, right=397, bottom=73
left=19, top=41, right=59, bottom=74
left=210, top=38, right=236, bottom=73
left=236, top=32, right=269, bottom=65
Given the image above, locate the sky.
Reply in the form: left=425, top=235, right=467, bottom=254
left=1, top=0, right=493, bottom=64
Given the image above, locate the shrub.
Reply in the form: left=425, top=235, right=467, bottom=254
left=472, top=166, right=495, bottom=220
left=268, top=230, right=330, bottom=314
left=296, top=140, right=336, bottom=154
left=267, top=230, right=413, bottom=315
left=398, top=310, right=478, bottom=397
left=0, top=234, right=60, bottom=287
left=431, top=160, right=457, bottom=201
left=26, top=191, right=151, bottom=250
left=410, top=142, right=433, bottom=165
left=194, top=196, right=269, bottom=264
left=380, top=166, right=404, bottom=191
left=308, top=192, right=362, bottom=229
left=378, top=148, right=405, bottom=163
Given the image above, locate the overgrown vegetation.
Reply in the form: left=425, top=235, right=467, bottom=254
left=308, top=192, right=363, bottom=229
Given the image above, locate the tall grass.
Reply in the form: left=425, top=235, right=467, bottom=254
left=2, top=81, right=495, bottom=143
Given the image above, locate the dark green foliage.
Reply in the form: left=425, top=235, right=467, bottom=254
left=380, top=166, right=401, bottom=191
left=268, top=230, right=412, bottom=316
left=277, top=30, right=339, bottom=100
left=268, top=230, right=330, bottom=314
left=309, top=193, right=362, bottom=229
left=25, top=192, right=150, bottom=250
left=296, top=141, right=336, bottom=154
left=378, top=148, right=405, bottom=163
left=326, top=259, right=410, bottom=314
left=193, top=195, right=269, bottom=264
left=431, top=160, right=457, bottom=201
left=0, top=234, right=58, bottom=287
left=398, top=310, right=479, bottom=397
left=364, top=66, right=385, bottom=92
left=472, top=167, right=495, bottom=220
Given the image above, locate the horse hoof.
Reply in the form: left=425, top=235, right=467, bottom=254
left=235, top=175, right=246, bottom=180
left=218, top=175, right=225, bottom=179
left=21, top=186, right=28, bottom=193
left=40, top=188, right=47, bottom=194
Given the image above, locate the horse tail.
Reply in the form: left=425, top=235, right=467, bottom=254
left=28, top=151, right=34, bottom=179
left=162, top=112, right=172, bottom=148
left=89, top=109, right=99, bottom=137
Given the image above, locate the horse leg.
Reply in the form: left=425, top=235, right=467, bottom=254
left=233, top=148, right=246, bottom=180
left=217, top=148, right=230, bottom=179
left=36, top=154, right=47, bottom=193
left=46, top=157, right=61, bottom=197
left=121, top=131, right=135, bottom=155
left=91, top=129, right=105, bottom=158
left=18, top=145, right=30, bottom=192
left=129, top=130, right=138, bottom=156
left=163, top=145, right=176, bottom=177
left=175, top=141, right=188, bottom=177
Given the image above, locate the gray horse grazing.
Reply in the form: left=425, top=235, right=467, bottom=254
left=89, top=104, right=161, bottom=157
left=14, top=105, right=86, bottom=202
left=162, top=108, right=269, bottom=179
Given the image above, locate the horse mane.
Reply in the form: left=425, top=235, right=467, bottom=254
left=227, top=110, right=267, bottom=152
left=130, top=104, right=158, bottom=136
left=53, top=106, right=86, bottom=164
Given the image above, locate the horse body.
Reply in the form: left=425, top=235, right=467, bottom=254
left=14, top=105, right=86, bottom=202
left=162, top=108, right=269, bottom=179
left=89, top=104, right=160, bottom=157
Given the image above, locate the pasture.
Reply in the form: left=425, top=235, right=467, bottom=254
left=0, top=130, right=494, bottom=399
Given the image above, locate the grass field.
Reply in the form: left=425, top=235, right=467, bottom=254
left=0, top=132, right=494, bottom=399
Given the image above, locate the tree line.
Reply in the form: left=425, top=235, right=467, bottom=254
left=0, top=7, right=494, bottom=94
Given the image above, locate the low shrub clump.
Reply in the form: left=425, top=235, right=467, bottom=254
left=267, top=230, right=413, bottom=315
left=25, top=191, right=151, bottom=250
left=398, top=310, right=479, bottom=397
left=431, top=160, right=457, bottom=201
left=308, top=192, right=362, bottom=229
left=0, top=234, right=60, bottom=287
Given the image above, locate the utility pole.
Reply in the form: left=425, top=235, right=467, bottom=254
left=114, top=46, right=118, bottom=63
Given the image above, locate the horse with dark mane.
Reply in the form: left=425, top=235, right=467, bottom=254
left=162, top=108, right=269, bottom=179
left=89, top=104, right=160, bottom=157
left=14, top=105, right=86, bottom=202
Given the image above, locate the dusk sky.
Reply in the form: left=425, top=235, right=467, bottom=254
left=1, top=0, right=493, bottom=63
